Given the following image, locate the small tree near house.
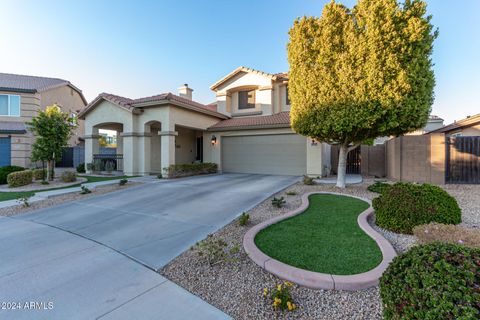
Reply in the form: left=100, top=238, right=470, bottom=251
left=28, top=104, right=75, bottom=181
left=287, top=0, right=437, bottom=188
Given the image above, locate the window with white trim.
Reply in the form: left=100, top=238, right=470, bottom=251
left=238, top=90, right=255, bottom=109
left=0, top=94, right=21, bottom=116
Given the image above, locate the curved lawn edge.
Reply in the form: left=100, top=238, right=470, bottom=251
left=243, top=191, right=397, bottom=291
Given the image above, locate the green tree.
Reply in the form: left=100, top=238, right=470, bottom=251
left=28, top=104, right=75, bottom=181
left=287, top=0, right=437, bottom=188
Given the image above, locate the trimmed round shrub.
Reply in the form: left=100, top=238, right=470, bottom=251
left=7, top=170, right=33, bottom=187
left=0, top=165, right=25, bottom=184
left=60, top=171, right=77, bottom=183
left=372, top=182, right=461, bottom=234
left=32, top=168, right=46, bottom=180
left=380, top=242, right=480, bottom=320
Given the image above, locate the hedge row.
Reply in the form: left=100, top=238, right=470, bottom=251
left=7, top=170, right=33, bottom=187
left=0, top=166, right=25, bottom=184
left=163, top=163, right=217, bottom=178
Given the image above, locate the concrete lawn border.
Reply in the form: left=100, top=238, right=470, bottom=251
left=243, top=191, right=397, bottom=291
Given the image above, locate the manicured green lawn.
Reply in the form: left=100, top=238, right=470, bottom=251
left=255, top=194, right=383, bottom=275
left=0, top=175, right=133, bottom=202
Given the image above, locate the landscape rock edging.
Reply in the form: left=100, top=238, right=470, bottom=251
left=243, top=191, right=397, bottom=291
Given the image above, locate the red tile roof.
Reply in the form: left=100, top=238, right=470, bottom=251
left=209, top=112, right=291, bottom=131
left=79, top=92, right=227, bottom=119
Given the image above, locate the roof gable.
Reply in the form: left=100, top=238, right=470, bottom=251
left=210, top=66, right=282, bottom=91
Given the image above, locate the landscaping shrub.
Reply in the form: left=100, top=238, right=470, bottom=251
left=286, top=191, right=298, bottom=196
left=60, top=171, right=77, bottom=183
left=80, top=186, right=91, bottom=194
left=32, top=168, right=46, bottom=180
left=163, top=163, right=217, bottom=178
left=380, top=242, right=480, bottom=320
left=271, top=196, right=286, bottom=208
left=413, top=223, right=480, bottom=248
left=119, top=178, right=128, bottom=186
left=367, top=181, right=391, bottom=194
left=372, top=182, right=461, bottom=234
left=263, top=281, right=297, bottom=311
left=104, top=160, right=115, bottom=173
left=76, top=163, right=86, bottom=173
left=192, top=234, right=238, bottom=265
left=238, top=212, right=250, bottom=226
left=7, top=170, right=33, bottom=187
left=302, top=175, right=314, bottom=185
left=0, top=165, right=24, bottom=184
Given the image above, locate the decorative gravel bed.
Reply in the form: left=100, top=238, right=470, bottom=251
left=0, top=182, right=142, bottom=217
left=160, top=180, right=480, bottom=319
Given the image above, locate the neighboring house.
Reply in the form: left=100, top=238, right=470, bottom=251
left=79, top=66, right=330, bottom=176
left=0, top=73, right=87, bottom=167
left=428, top=113, right=480, bottom=136
left=407, top=115, right=444, bottom=135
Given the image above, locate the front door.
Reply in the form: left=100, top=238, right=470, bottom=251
left=0, top=137, right=11, bottom=167
left=196, top=136, right=203, bottom=162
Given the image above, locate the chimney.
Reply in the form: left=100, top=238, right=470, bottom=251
left=178, top=83, right=193, bottom=100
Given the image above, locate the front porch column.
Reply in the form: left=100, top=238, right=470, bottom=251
left=120, top=133, right=138, bottom=176
left=116, top=131, right=123, bottom=172
left=84, top=128, right=100, bottom=173
left=138, top=133, right=152, bottom=175
left=159, top=130, right=177, bottom=176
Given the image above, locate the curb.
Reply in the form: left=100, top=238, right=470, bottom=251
left=243, top=192, right=397, bottom=291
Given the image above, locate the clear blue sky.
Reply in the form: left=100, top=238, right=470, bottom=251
left=1, top=0, right=478, bottom=124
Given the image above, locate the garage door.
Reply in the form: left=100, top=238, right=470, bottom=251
left=222, top=134, right=306, bottom=175
left=0, top=137, right=11, bottom=167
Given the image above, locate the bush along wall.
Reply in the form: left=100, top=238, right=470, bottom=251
left=163, top=163, right=217, bottom=178
left=0, top=166, right=25, bottom=184
left=7, top=170, right=33, bottom=187
left=372, top=182, right=461, bottom=234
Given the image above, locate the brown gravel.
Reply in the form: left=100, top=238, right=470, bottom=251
left=0, top=182, right=142, bottom=217
left=160, top=179, right=480, bottom=320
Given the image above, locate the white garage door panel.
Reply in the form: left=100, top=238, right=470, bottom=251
left=222, top=134, right=306, bottom=175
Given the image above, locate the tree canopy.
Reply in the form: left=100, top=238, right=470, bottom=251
left=28, top=104, right=75, bottom=180
left=287, top=0, right=437, bottom=187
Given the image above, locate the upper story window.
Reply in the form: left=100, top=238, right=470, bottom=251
left=238, top=90, right=255, bottom=109
left=286, top=85, right=290, bottom=105
left=0, top=94, right=21, bottom=116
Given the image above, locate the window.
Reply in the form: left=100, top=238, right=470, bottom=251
left=0, top=94, right=21, bottom=116
left=286, top=86, right=290, bottom=105
left=69, top=112, right=78, bottom=126
left=238, top=90, right=255, bottom=109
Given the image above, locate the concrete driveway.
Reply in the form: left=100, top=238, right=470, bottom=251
left=0, top=173, right=298, bottom=319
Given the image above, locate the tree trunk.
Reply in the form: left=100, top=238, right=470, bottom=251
left=48, top=160, right=54, bottom=181
left=336, top=144, right=348, bottom=188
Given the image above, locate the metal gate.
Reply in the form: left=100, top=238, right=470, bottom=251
left=446, top=136, right=480, bottom=184
left=56, top=147, right=74, bottom=167
left=0, top=137, right=11, bottom=167
left=346, top=146, right=361, bottom=174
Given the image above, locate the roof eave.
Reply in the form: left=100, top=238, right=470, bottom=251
left=207, top=123, right=291, bottom=132
left=134, top=99, right=229, bottom=119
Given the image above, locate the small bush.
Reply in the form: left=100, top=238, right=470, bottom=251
left=367, top=181, right=391, bottom=194
left=60, top=171, right=77, bottom=183
left=413, top=223, right=480, bottom=248
left=86, top=162, right=94, bottom=172
left=93, top=159, right=104, bottom=172
left=372, top=182, right=461, bottom=234
left=286, top=191, right=298, bottom=196
left=105, top=160, right=115, bottom=173
left=41, top=181, right=49, bottom=185
left=302, top=175, right=314, bottom=185
left=271, top=196, right=286, bottom=208
left=7, top=170, right=33, bottom=187
left=238, top=212, right=250, bottom=226
left=32, top=168, right=46, bottom=181
left=163, top=163, right=217, bottom=178
left=119, top=179, right=128, bottom=186
left=263, top=281, right=297, bottom=311
left=17, top=196, right=31, bottom=208
left=380, top=242, right=480, bottom=320
left=0, top=165, right=24, bottom=184
left=192, top=234, right=238, bottom=265
left=76, top=163, right=86, bottom=173
left=80, top=186, right=91, bottom=194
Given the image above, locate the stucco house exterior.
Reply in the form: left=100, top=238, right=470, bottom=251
left=428, top=113, right=480, bottom=137
left=79, top=67, right=330, bottom=176
left=0, top=73, right=87, bottom=167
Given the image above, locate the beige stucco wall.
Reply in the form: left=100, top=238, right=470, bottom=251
left=204, top=128, right=326, bottom=176
left=448, top=123, right=480, bottom=136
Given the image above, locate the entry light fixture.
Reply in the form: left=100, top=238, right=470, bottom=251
left=311, top=139, right=318, bottom=146
left=211, top=135, right=217, bottom=145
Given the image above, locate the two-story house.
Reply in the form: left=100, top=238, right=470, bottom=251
left=0, top=73, right=87, bottom=167
left=79, top=67, right=330, bottom=176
